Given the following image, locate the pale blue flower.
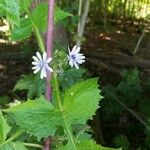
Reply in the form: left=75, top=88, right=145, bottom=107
left=68, top=45, right=85, bottom=69
left=32, top=52, right=53, bottom=79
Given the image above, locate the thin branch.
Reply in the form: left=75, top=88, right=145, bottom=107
left=77, top=0, right=90, bottom=47
left=133, top=28, right=145, bottom=55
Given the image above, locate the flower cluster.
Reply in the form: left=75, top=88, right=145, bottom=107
left=32, top=45, right=85, bottom=79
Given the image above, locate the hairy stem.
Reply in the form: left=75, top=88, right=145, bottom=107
left=53, top=77, right=77, bottom=150
left=44, top=0, right=55, bottom=150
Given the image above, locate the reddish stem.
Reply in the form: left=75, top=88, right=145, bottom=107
left=44, top=0, right=55, bottom=150
left=46, top=0, right=55, bottom=100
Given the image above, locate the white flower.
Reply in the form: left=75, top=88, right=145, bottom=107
left=68, top=45, right=85, bottom=69
left=32, top=52, right=53, bottom=79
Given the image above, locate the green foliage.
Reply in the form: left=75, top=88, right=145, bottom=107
left=4, top=79, right=105, bottom=149
left=11, top=18, right=32, bottom=41
left=103, top=69, right=143, bottom=118
left=55, top=6, right=73, bottom=24
left=0, top=111, right=11, bottom=144
left=5, top=96, right=62, bottom=140
left=102, top=68, right=150, bottom=149
left=31, top=3, right=48, bottom=31
left=76, top=140, right=121, bottom=150
left=0, top=142, right=27, bottom=150
left=14, top=74, right=45, bottom=99
left=113, top=135, right=130, bottom=150
left=19, top=0, right=32, bottom=13
left=0, top=0, right=20, bottom=26
left=63, top=78, right=102, bottom=125
left=59, top=140, right=121, bottom=150
left=59, top=68, right=88, bottom=91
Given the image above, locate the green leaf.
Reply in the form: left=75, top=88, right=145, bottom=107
left=55, top=6, right=72, bottom=24
left=76, top=140, right=122, bottom=150
left=0, top=142, right=27, bottom=150
left=59, top=140, right=121, bottom=150
left=4, top=0, right=20, bottom=26
left=31, top=3, right=48, bottom=31
left=63, top=78, right=102, bottom=125
left=14, top=74, right=45, bottom=99
left=19, top=0, right=32, bottom=13
left=11, top=18, right=32, bottom=41
left=5, top=96, right=62, bottom=140
left=0, top=111, right=11, bottom=144
left=0, top=0, right=5, bottom=17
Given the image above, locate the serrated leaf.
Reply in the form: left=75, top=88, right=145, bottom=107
left=5, top=96, right=62, bottom=140
left=55, top=6, right=72, bottom=24
left=63, top=78, right=102, bottom=125
left=11, top=18, right=32, bottom=41
left=31, top=3, right=48, bottom=31
left=4, top=0, right=20, bottom=26
left=0, top=111, right=11, bottom=144
left=0, top=142, right=27, bottom=150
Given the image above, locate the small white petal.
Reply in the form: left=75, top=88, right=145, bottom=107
left=69, top=59, right=74, bottom=67
left=76, top=59, right=84, bottom=64
left=32, top=66, right=39, bottom=70
left=32, top=61, right=40, bottom=65
left=72, top=45, right=77, bottom=53
left=46, top=57, right=52, bottom=63
left=73, top=61, right=79, bottom=69
left=33, top=67, right=41, bottom=74
left=32, top=56, right=40, bottom=62
left=46, top=65, right=53, bottom=72
left=74, top=46, right=80, bottom=54
left=41, top=67, right=47, bottom=79
left=43, top=52, right=47, bottom=61
left=36, top=52, right=42, bottom=61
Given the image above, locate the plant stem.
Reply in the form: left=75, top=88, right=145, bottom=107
left=33, top=24, right=45, bottom=52
left=24, top=143, right=43, bottom=149
left=77, top=0, right=90, bottom=47
left=53, top=77, right=77, bottom=150
left=23, top=1, right=45, bottom=52
left=44, top=0, right=55, bottom=150
left=46, top=0, right=55, bottom=101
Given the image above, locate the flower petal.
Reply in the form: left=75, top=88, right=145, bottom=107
left=73, top=61, right=79, bottom=69
left=74, top=46, right=80, bottom=54
left=46, top=57, right=52, bottom=63
left=41, top=67, right=47, bottom=79
left=32, top=66, right=39, bottom=70
left=32, top=61, right=40, bottom=65
left=69, top=59, right=74, bottom=67
left=46, top=65, right=53, bottom=72
left=36, top=52, right=42, bottom=61
left=72, top=45, right=77, bottom=53
left=43, top=52, right=47, bottom=61
left=33, top=67, right=40, bottom=74
left=32, top=56, right=40, bottom=62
